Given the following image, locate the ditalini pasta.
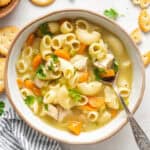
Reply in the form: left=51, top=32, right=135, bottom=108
left=60, top=21, right=74, bottom=34
left=89, top=40, right=107, bottom=61
left=16, top=59, right=28, bottom=73
left=51, top=35, right=65, bottom=50
left=22, top=46, right=33, bottom=58
left=75, top=19, right=89, bottom=30
left=65, top=33, right=76, bottom=43
left=40, top=35, right=52, bottom=59
left=87, top=111, right=99, bottom=122
left=16, top=19, right=132, bottom=135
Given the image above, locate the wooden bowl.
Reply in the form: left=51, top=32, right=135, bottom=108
left=0, top=0, right=20, bottom=19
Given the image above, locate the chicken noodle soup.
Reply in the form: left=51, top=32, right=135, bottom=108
left=16, top=19, right=132, bottom=135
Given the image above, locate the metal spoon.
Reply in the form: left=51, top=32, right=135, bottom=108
left=101, top=72, right=150, bottom=150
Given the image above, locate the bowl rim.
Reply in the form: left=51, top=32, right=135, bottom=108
left=4, top=9, right=145, bottom=144
left=0, top=0, right=20, bottom=19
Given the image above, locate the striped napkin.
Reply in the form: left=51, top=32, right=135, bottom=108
left=0, top=95, right=62, bottom=150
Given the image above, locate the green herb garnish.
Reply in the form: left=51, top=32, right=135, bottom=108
left=0, top=101, right=5, bottom=116
left=44, top=104, right=48, bottom=111
left=37, top=97, right=43, bottom=104
left=51, top=54, right=59, bottom=63
left=0, top=101, right=5, bottom=108
left=93, top=68, right=101, bottom=81
left=98, top=68, right=106, bottom=73
left=39, top=23, right=52, bottom=36
left=113, top=60, right=119, bottom=73
left=36, top=64, right=46, bottom=80
left=24, top=96, right=35, bottom=106
left=48, top=62, right=54, bottom=71
left=104, top=8, right=119, bottom=20
left=70, top=49, right=77, bottom=56
left=68, top=89, right=82, bottom=102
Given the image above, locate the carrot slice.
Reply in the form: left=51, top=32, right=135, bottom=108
left=32, top=54, right=42, bottom=70
left=78, top=43, right=87, bottom=54
left=109, top=109, right=118, bottom=118
left=17, top=79, right=24, bottom=88
left=68, top=121, right=82, bottom=135
left=24, top=80, right=34, bottom=89
left=100, top=69, right=115, bottom=78
left=78, top=72, right=89, bottom=83
left=26, top=33, right=35, bottom=46
left=24, top=80, right=41, bottom=96
left=79, top=104, right=97, bottom=111
left=32, top=86, right=41, bottom=96
left=88, top=97, right=105, bottom=108
left=54, top=50, right=70, bottom=60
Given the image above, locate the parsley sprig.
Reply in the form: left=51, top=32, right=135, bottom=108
left=24, top=96, right=35, bottom=106
left=36, top=64, right=46, bottom=80
left=39, top=23, right=53, bottom=36
left=68, top=89, right=82, bottom=102
left=44, top=104, right=48, bottom=111
left=24, top=96, right=43, bottom=106
left=0, top=101, right=5, bottom=116
left=104, top=8, right=119, bottom=20
left=48, top=54, right=59, bottom=71
left=51, top=54, right=59, bottom=63
left=93, top=68, right=105, bottom=81
left=48, top=62, right=54, bottom=71
left=113, top=60, right=119, bottom=73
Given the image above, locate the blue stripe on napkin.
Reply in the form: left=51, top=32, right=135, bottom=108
left=0, top=108, right=62, bottom=150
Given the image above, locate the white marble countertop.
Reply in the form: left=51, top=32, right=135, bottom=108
left=0, top=0, right=150, bottom=150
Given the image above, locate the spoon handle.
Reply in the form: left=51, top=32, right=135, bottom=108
left=113, top=86, right=150, bottom=150
left=128, top=116, right=150, bottom=150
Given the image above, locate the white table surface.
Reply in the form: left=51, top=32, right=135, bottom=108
left=0, top=0, right=150, bottom=150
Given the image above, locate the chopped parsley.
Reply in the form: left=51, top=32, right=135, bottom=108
left=36, top=64, right=46, bottom=80
left=70, top=49, right=77, bottom=56
left=39, top=23, right=52, bottom=36
left=24, top=96, right=35, bottom=106
left=51, top=54, right=59, bottom=63
left=104, top=8, right=119, bottom=20
left=0, top=101, right=5, bottom=116
left=93, top=68, right=106, bottom=81
left=44, top=104, right=48, bottom=111
left=48, top=54, right=59, bottom=71
left=68, top=89, right=82, bottom=102
left=94, top=68, right=101, bottom=81
left=98, top=68, right=106, bottom=73
left=113, top=60, right=119, bottom=73
left=37, top=97, right=43, bottom=104
left=0, top=101, right=5, bottom=108
left=25, top=96, right=43, bottom=106
left=48, top=62, right=54, bottom=71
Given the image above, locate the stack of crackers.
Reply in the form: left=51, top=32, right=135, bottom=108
left=130, top=0, right=150, bottom=67
left=0, top=26, right=19, bottom=94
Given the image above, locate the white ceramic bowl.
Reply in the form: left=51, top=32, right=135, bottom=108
left=5, top=9, right=145, bottom=144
